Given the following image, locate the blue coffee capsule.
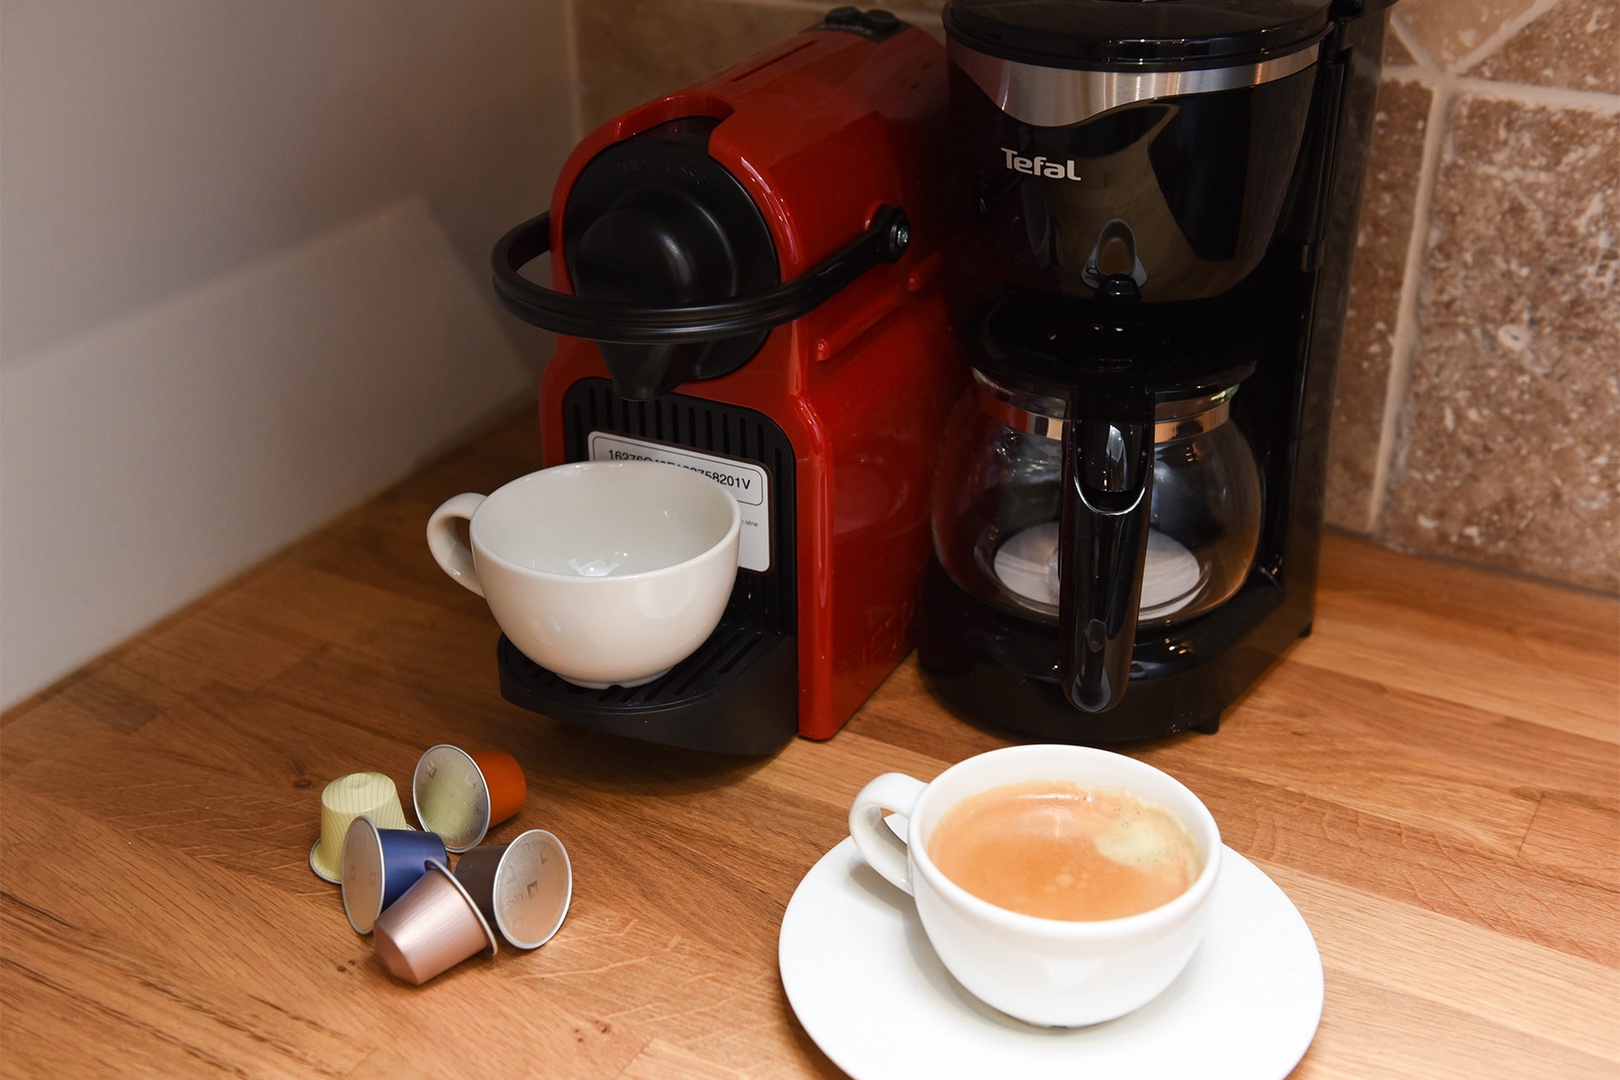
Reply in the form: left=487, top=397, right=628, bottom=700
left=341, top=816, right=449, bottom=934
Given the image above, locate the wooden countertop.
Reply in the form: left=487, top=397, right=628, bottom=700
left=3, top=408, right=1616, bottom=1079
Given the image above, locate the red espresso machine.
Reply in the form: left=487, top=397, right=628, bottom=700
left=490, top=10, right=966, bottom=754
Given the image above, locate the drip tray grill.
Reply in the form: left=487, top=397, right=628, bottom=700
left=496, top=620, right=798, bottom=755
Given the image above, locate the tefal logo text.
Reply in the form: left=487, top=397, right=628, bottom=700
left=1002, top=148, right=1083, bottom=180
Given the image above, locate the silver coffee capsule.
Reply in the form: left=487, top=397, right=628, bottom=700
left=452, top=829, right=572, bottom=950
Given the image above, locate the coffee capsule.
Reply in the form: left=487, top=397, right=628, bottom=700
left=340, top=817, right=449, bottom=934
left=453, top=829, right=572, bottom=950
left=309, top=772, right=412, bottom=883
left=412, top=745, right=526, bottom=852
left=372, top=860, right=498, bottom=985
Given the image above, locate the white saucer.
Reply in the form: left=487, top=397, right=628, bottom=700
left=780, top=839, right=1323, bottom=1080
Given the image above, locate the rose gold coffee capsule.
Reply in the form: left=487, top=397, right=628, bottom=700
left=412, top=744, right=526, bottom=852
left=453, top=829, right=572, bottom=950
left=371, top=860, right=497, bottom=985
left=309, top=771, right=412, bottom=883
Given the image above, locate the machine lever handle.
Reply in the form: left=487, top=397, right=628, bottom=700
left=491, top=206, right=911, bottom=343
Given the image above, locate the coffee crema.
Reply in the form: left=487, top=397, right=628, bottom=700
left=926, top=780, right=1201, bottom=921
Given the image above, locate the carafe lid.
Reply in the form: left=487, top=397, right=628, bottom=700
left=943, top=0, right=1335, bottom=69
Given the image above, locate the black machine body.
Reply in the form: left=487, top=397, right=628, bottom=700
left=918, top=0, right=1393, bottom=741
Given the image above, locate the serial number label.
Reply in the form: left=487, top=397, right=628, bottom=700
left=587, top=432, right=772, bottom=573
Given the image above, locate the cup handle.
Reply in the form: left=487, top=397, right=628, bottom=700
left=426, top=493, right=488, bottom=597
left=848, top=772, right=927, bottom=896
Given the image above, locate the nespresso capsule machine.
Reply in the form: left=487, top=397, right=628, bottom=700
left=490, top=11, right=965, bottom=754
left=919, top=0, right=1391, bottom=740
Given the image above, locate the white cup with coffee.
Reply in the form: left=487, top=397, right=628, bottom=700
left=427, top=461, right=740, bottom=689
left=848, top=743, right=1222, bottom=1027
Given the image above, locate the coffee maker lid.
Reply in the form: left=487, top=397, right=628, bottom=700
left=943, top=0, right=1335, bottom=69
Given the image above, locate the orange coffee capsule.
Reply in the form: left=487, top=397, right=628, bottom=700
left=469, top=750, right=527, bottom=830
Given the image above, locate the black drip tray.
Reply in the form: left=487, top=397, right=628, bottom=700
left=496, top=621, right=799, bottom=755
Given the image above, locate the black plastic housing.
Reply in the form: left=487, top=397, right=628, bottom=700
left=918, top=2, right=1390, bottom=742
left=944, top=0, right=1333, bottom=68
left=953, top=66, right=1320, bottom=302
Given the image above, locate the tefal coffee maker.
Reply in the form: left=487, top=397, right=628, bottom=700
left=489, top=11, right=966, bottom=754
left=918, top=0, right=1391, bottom=740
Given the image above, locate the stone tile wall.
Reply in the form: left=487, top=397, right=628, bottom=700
left=564, top=0, right=1619, bottom=593
left=1333, top=0, right=1618, bottom=594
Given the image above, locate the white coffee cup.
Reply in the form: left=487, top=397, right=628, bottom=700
left=848, top=743, right=1222, bottom=1027
left=427, top=461, right=740, bottom=688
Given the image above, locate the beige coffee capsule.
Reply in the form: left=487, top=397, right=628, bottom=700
left=372, top=860, right=498, bottom=985
left=309, top=771, right=412, bottom=884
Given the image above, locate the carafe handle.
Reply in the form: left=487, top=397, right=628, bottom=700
left=1058, top=386, right=1154, bottom=712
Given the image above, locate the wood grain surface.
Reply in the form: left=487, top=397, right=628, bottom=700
left=2, top=407, right=1616, bottom=1078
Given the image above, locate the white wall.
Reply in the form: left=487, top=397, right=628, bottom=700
left=0, top=1, right=577, bottom=709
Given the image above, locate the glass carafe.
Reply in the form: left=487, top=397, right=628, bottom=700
left=932, top=367, right=1262, bottom=634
